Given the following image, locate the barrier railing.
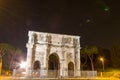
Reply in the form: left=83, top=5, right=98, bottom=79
left=81, top=71, right=97, bottom=78
left=12, top=69, right=97, bottom=78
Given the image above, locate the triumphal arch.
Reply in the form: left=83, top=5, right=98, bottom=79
left=26, top=31, right=81, bottom=77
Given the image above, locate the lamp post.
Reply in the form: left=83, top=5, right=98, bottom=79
left=100, top=57, right=104, bottom=72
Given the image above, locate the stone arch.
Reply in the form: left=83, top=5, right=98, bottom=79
left=48, top=53, right=60, bottom=70
left=26, top=31, right=81, bottom=78
left=48, top=53, right=60, bottom=77
left=33, top=60, right=41, bottom=70
left=68, top=61, right=74, bottom=77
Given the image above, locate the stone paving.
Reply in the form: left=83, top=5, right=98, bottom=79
left=0, top=77, right=119, bottom=80
left=0, top=76, right=120, bottom=80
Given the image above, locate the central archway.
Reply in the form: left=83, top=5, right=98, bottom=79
left=48, top=53, right=60, bottom=77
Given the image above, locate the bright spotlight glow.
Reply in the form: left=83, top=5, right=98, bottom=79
left=100, top=57, right=104, bottom=62
left=20, top=62, right=26, bottom=68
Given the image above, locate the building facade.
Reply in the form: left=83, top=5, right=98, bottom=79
left=26, top=31, right=81, bottom=77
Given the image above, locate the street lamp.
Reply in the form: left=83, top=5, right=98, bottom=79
left=20, top=61, right=26, bottom=68
left=13, top=61, right=27, bottom=77
left=99, top=57, right=104, bottom=72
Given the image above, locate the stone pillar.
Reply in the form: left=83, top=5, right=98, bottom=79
left=78, top=47, right=81, bottom=77
left=60, top=51, right=67, bottom=78
left=25, top=44, right=33, bottom=77
left=40, top=47, right=48, bottom=77
left=73, top=36, right=81, bottom=77
left=40, top=67, right=47, bottom=77
left=64, top=66, right=68, bottom=77
left=63, top=54, right=68, bottom=77
left=75, top=59, right=80, bottom=77
left=60, top=59, right=65, bottom=78
left=74, top=47, right=81, bottom=77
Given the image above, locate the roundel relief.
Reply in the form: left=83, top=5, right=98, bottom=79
left=50, top=47, right=57, bottom=53
left=67, top=53, right=73, bottom=59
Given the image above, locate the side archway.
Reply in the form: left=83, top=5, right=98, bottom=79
left=33, top=60, right=40, bottom=70
left=68, top=62, right=74, bottom=77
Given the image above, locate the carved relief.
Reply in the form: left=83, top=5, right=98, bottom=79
left=38, top=34, right=44, bottom=41
left=67, top=53, right=73, bottom=59
left=73, top=38, right=79, bottom=47
left=62, top=37, right=71, bottom=44
left=46, top=35, right=52, bottom=43
left=33, top=33, right=38, bottom=44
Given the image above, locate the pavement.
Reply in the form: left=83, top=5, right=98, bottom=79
left=0, top=76, right=120, bottom=80
left=0, top=76, right=12, bottom=80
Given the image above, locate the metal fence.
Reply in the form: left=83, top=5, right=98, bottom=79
left=81, top=71, right=97, bottom=78
left=12, top=69, right=97, bottom=78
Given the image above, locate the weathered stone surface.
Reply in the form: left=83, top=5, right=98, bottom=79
left=26, top=31, right=81, bottom=77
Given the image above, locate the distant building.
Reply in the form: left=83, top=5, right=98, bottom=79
left=26, top=31, right=81, bottom=77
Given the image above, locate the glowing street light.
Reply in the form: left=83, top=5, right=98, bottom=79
left=99, top=57, right=104, bottom=72
left=20, top=62, right=26, bottom=68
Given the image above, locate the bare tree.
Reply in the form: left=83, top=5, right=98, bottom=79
left=0, top=43, right=14, bottom=75
left=81, top=46, right=98, bottom=71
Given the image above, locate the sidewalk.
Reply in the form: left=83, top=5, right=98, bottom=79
left=0, top=76, right=12, bottom=80
left=0, top=76, right=120, bottom=80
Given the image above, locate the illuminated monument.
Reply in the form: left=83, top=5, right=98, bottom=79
left=26, top=31, right=81, bottom=77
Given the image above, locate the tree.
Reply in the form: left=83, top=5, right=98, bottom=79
left=95, top=48, right=110, bottom=70
left=110, top=45, right=120, bottom=68
left=9, top=48, right=24, bottom=70
left=81, top=46, right=98, bottom=71
left=81, top=52, right=88, bottom=70
left=0, top=43, right=15, bottom=75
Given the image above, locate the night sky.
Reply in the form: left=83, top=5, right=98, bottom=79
left=0, top=0, right=120, bottom=52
